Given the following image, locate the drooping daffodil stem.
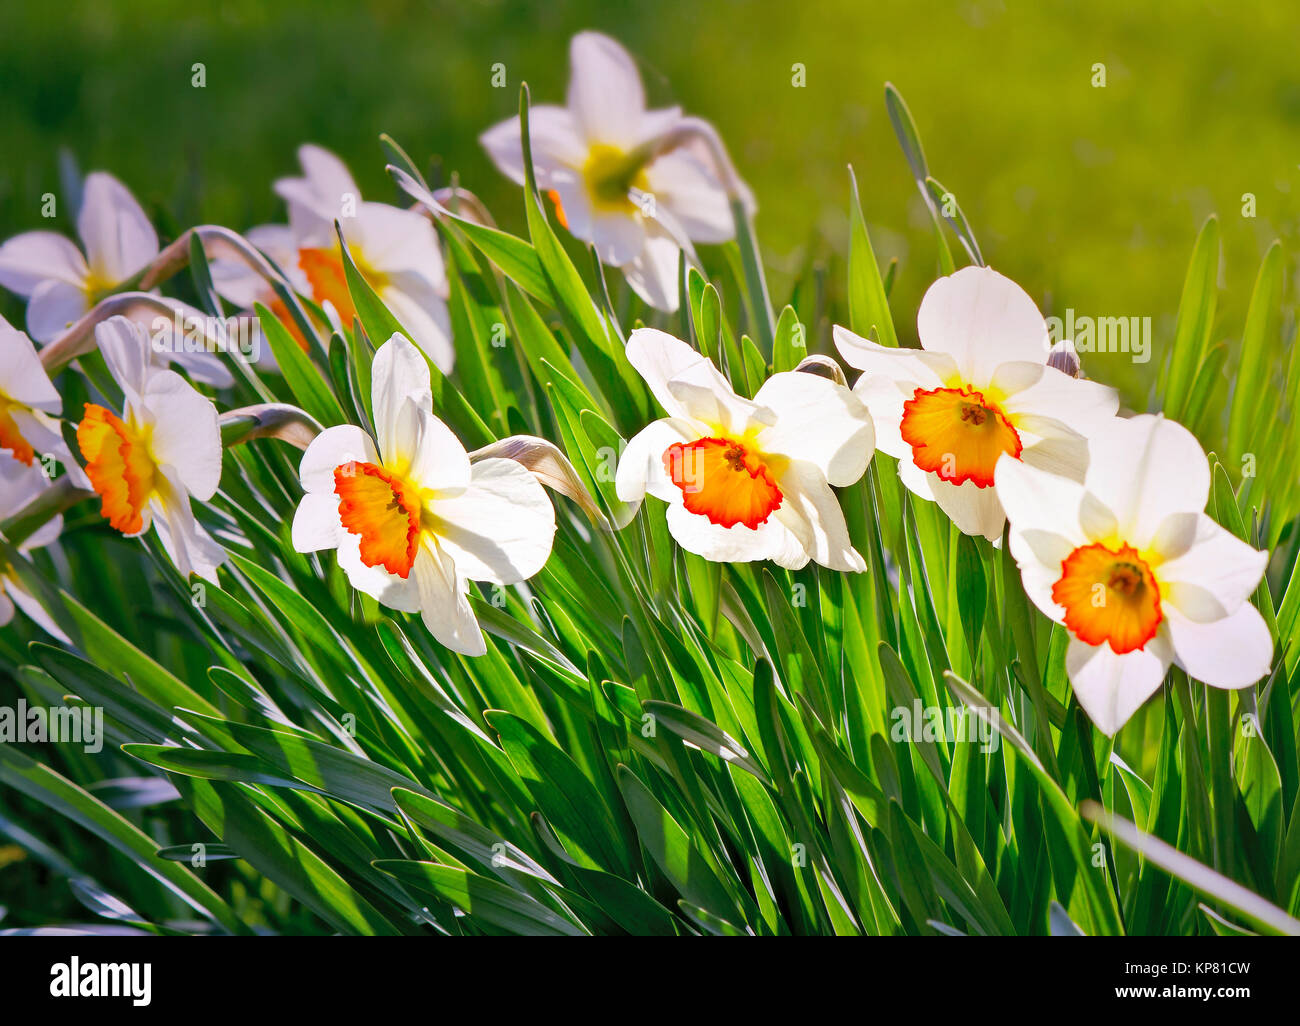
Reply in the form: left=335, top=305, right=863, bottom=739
left=220, top=404, right=324, bottom=451
left=138, top=224, right=289, bottom=293
left=39, top=292, right=224, bottom=375
left=40, top=225, right=310, bottom=379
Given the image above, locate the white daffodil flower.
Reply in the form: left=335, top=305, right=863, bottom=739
left=212, top=145, right=454, bottom=370
left=291, top=334, right=556, bottom=656
left=480, top=31, right=754, bottom=312
left=0, top=456, right=71, bottom=642
left=0, top=314, right=88, bottom=487
left=75, top=316, right=226, bottom=583
left=995, top=414, right=1273, bottom=735
left=615, top=328, right=874, bottom=570
left=834, top=266, right=1120, bottom=541
left=0, top=172, right=159, bottom=342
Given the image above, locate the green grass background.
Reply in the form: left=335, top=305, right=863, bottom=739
left=3, top=1, right=1297, bottom=404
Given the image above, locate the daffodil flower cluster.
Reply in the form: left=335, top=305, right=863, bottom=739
left=0, top=32, right=1272, bottom=736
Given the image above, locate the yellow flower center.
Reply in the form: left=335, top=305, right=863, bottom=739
left=582, top=143, right=651, bottom=214
left=77, top=404, right=157, bottom=534
left=1052, top=541, right=1163, bottom=654
left=899, top=385, right=1022, bottom=488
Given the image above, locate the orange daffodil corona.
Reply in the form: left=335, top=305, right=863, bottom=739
left=481, top=32, right=753, bottom=312
left=291, top=334, right=556, bottom=656
left=995, top=416, right=1272, bottom=735
left=75, top=317, right=227, bottom=583
left=835, top=266, right=1120, bottom=541
left=616, top=328, right=874, bottom=570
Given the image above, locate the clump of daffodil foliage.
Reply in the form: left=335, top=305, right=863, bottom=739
left=0, top=33, right=1298, bottom=937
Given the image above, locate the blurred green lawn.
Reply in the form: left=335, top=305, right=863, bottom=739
left=3, top=0, right=1297, bottom=406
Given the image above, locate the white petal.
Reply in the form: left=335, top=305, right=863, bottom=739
left=997, top=454, right=1090, bottom=621
left=0, top=231, right=87, bottom=296
left=27, top=278, right=89, bottom=342
left=0, top=457, right=55, bottom=520
left=402, top=403, right=471, bottom=495
left=547, top=173, right=595, bottom=243
left=566, top=32, right=646, bottom=146
left=1083, top=414, right=1210, bottom=547
left=350, top=203, right=446, bottom=285
left=335, top=529, right=421, bottom=612
left=621, top=224, right=682, bottom=313
left=615, top=417, right=697, bottom=504
left=413, top=541, right=486, bottom=656
left=142, top=371, right=222, bottom=500
left=753, top=372, right=874, bottom=487
left=897, top=452, right=936, bottom=500
left=1166, top=603, right=1272, bottom=688
left=246, top=223, right=298, bottom=265
left=590, top=210, right=646, bottom=267
left=291, top=492, right=343, bottom=553
left=479, top=105, right=587, bottom=187
left=299, top=424, right=379, bottom=494
left=380, top=281, right=454, bottom=374
left=431, top=457, right=556, bottom=585
left=94, top=315, right=152, bottom=402
left=1157, top=514, right=1269, bottom=622
left=371, top=333, right=433, bottom=456
left=1066, top=635, right=1172, bottom=736
left=667, top=378, right=771, bottom=437
left=0, top=586, right=12, bottom=627
left=21, top=505, right=64, bottom=551
left=852, top=374, right=919, bottom=461
left=994, top=452, right=1091, bottom=543
left=1010, top=531, right=1074, bottom=623
left=274, top=144, right=361, bottom=225
left=645, top=149, right=735, bottom=244
left=916, top=266, right=1050, bottom=385
left=929, top=476, right=1006, bottom=541
left=625, top=327, right=730, bottom=421
left=211, top=224, right=291, bottom=309
left=773, top=460, right=866, bottom=572
left=1016, top=418, right=1091, bottom=483
left=0, top=318, right=61, bottom=412
left=78, top=172, right=158, bottom=283
left=665, top=499, right=809, bottom=568
left=297, top=144, right=360, bottom=210
left=151, top=479, right=226, bottom=584
left=998, top=361, right=1119, bottom=426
